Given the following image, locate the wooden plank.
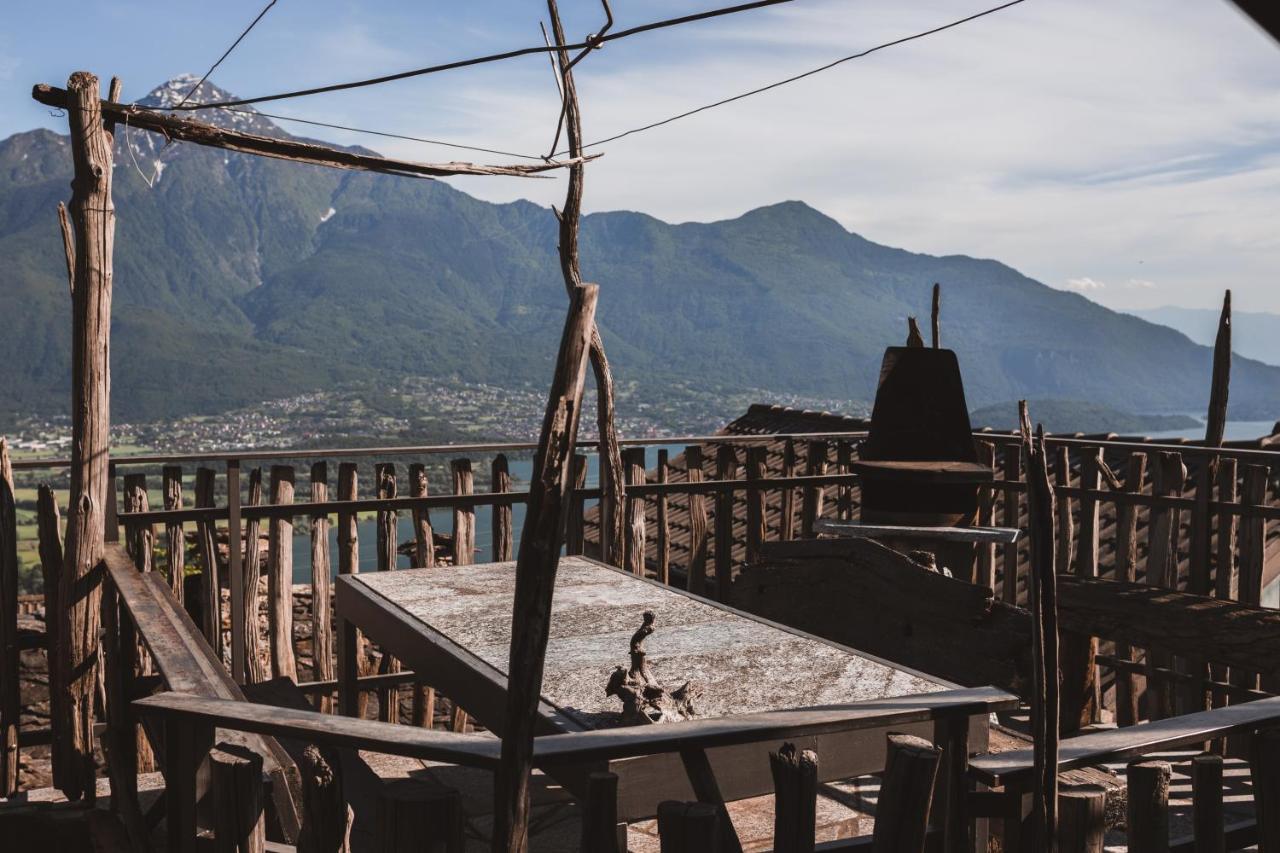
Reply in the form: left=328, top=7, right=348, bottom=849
left=565, top=454, right=588, bottom=557
left=493, top=281, right=599, bottom=853
left=1127, top=759, right=1171, bottom=853
left=1075, top=447, right=1100, bottom=578
left=0, top=440, right=18, bottom=796
left=975, top=441, right=996, bottom=590
left=1114, top=453, right=1147, bottom=728
left=310, top=463, right=333, bottom=713
left=1250, top=727, right=1280, bottom=853
left=1145, top=452, right=1186, bottom=720
left=1001, top=444, right=1022, bottom=605
left=623, top=448, right=647, bottom=576
left=770, top=743, right=818, bottom=853
left=450, top=459, right=474, bottom=566
left=409, top=463, right=435, bottom=568
left=780, top=439, right=797, bottom=541
left=227, top=459, right=245, bottom=685
left=1190, top=753, right=1224, bottom=853
left=814, top=520, right=1020, bottom=544
left=1054, top=447, right=1074, bottom=580
left=1058, top=785, right=1105, bottom=853
left=33, top=83, right=594, bottom=179
left=870, top=734, right=940, bottom=853
left=336, top=463, right=365, bottom=720
left=657, top=801, right=720, bottom=852
left=836, top=441, right=853, bottom=522
left=969, top=695, right=1280, bottom=787
left=123, top=473, right=155, bottom=574
left=579, top=771, right=622, bottom=853
left=56, top=72, right=114, bottom=801
left=492, top=454, right=513, bottom=563
left=209, top=743, right=267, bottom=853
left=376, top=463, right=401, bottom=725
left=679, top=748, right=744, bottom=853
left=163, top=466, right=185, bottom=601
left=714, top=445, right=738, bottom=601
left=195, top=467, right=223, bottom=659
left=745, top=446, right=767, bottom=565
left=801, top=440, right=828, bottom=537
left=268, top=466, right=296, bottom=681
left=242, top=468, right=268, bottom=685
left=685, top=446, right=709, bottom=596
left=656, top=450, right=671, bottom=583
left=375, top=779, right=464, bottom=853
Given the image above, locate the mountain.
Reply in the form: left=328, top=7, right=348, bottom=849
left=1130, top=305, right=1280, bottom=368
left=969, top=401, right=1201, bottom=435
left=3, top=76, right=1279, bottom=426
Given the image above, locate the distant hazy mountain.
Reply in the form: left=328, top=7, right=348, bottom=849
left=3, top=77, right=1280, bottom=425
left=970, top=400, right=1201, bottom=435
left=1131, top=306, right=1280, bottom=368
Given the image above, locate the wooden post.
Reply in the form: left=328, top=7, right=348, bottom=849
left=336, top=463, right=366, bottom=719
left=623, top=447, right=647, bottom=576
left=769, top=742, right=818, bottom=853
left=123, top=473, right=154, bottom=573
left=780, top=439, right=797, bottom=541
left=579, top=771, right=622, bottom=853
left=0, top=440, right=17, bottom=796
left=163, top=465, right=185, bottom=600
left=1057, top=786, right=1105, bottom=853
left=1075, top=447, right=1100, bottom=578
left=565, top=454, right=588, bottom=557
left=836, top=441, right=853, bottom=521
left=376, top=463, right=400, bottom=725
left=493, top=282, right=597, bottom=853
left=1002, top=444, right=1022, bottom=605
left=975, top=440, right=996, bottom=590
left=56, top=71, right=116, bottom=802
left=684, top=446, right=708, bottom=596
left=268, top=465, right=297, bottom=681
left=195, top=467, right=223, bottom=658
left=931, top=282, right=941, bottom=349
left=1251, top=727, right=1280, bottom=853
left=871, top=733, right=941, bottom=853
left=311, top=463, right=334, bottom=713
left=242, top=468, right=267, bottom=685
left=451, top=459, right=474, bottom=566
left=1126, top=760, right=1170, bottom=853
left=1054, top=447, right=1074, bottom=578
left=227, top=459, right=244, bottom=683
left=1191, top=753, right=1224, bottom=853
left=376, top=779, right=464, bottom=853
left=297, top=744, right=353, bottom=853
left=1114, top=453, right=1147, bottom=727
left=100, top=576, right=147, bottom=850
left=1145, top=452, right=1186, bottom=720
left=656, top=449, right=670, bottom=583
left=657, top=801, right=720, bottom=853
left=1062, top=446, right=1098, bottom=734
left=714, top=445, right=738, bottom=601
left=409, top=463, right=435, bottom=568
left=800, top=440, right=827, bottom=538
left=1212, top=457, right=1238, bottom=709
left=492, top=454, right=513, bottom=563
left=1020, top=406, right=1059, bottom=851
left=210, top=743, right=266, bottom=853
left=745, top=445, right=767, bottom=565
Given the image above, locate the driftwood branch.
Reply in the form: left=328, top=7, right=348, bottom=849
left=57, top=202, right=75, bottom=297
left=32, top=83, right=597, bottom=180
left=906, top=317, right=925, bottom=348
left=605, top=611, right=698, bottom=725
left=930, top=283, right=940, bottom=349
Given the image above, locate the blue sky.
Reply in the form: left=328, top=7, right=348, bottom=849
left=4, top=0, right=1280, bottom=312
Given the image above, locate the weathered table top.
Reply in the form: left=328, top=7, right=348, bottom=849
left=344, top=557, right=951, bottom=731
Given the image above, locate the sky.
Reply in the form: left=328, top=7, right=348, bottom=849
left=4, top=0, right=1279, bottom=313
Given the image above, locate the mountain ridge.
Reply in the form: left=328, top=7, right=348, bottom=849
left=1, top=77, right=1275, bottom=427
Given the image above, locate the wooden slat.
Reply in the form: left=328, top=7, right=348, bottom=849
left=1114, top=453, right=1146, bottom=728
left=376, top=463, right=401, bottom=726
left=975, top=440, right=996, bottom=590
left=714, top=445, right=738, bottom=601
left=1212, top=457, right=1238, bottom=710
left=409, top=463, right=435, bottom=568
left=566, top=454, right=589, bottom=557
left=163, top=466, right=185, bottom=601
left=451, top=459, right=474, bottom=566
left=268, top=466, right=296, bottom=681
left=801, top=440, right=828, bottom=537
left=1145, top=452, right=1186, bottom=720
left=780, top=439, right=797, bottom=542
left=0, top=440, right=19, bottom=796
left=492, top=454, right=513, bottom=563
left=310, top=462, right=334, bottom=713
left=684, top=446, right=708, bottom=596
left=242, top=468, right=268, bottom=685
left=624, top=448, right=647, bottom=577
left=1002, top=445, right=1022, bottom=605
left=656, top=450, right=671, bottom=583
left=195, top=467, right=223, bottom=658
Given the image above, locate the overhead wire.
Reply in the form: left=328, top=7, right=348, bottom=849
left=176, top=0, right=279, bottom=108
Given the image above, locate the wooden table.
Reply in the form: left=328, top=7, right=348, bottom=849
left=335, top=556, right=996, bottom=821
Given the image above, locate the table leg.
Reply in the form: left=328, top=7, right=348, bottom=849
left=338, top=615, right=359, bottom=718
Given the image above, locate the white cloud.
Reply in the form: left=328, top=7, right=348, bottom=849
left=1065, top=277, right=1107, bottom=292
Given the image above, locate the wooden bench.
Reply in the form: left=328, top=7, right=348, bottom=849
left=101, top=544, right=301, bottom=849
left=968, top=696, right=1280, bottom=851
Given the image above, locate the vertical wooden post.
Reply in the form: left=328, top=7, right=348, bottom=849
left=451, top=459, right=474, bottom=566
left=1021, top=409, right=1059, bottom=853
left=657, top=801, right=720, bottom=853
left=0, top=440, right=18, bottom=796
left=165, top=718, right=214, bottom=853
left=1054, top=447, right=1074, bottom=577
left=623, top=448, right=647, bottom=577
left=933, top=714, right=971, bottom=853
left=242, top=469, right=267, bottom=685
left=714, top=445, right=738, bottom=602
left=195, top=467, right=223, bottom=658
left=297, top=744, right=353, bottom=853
left=123, top=473, right=154, bottom=573
left=836, top=441, right=853, bottom=521
left=1126, top=759, right=1170, bottom=853
left=409, top=463, right=435, bottom=568
left=493, top=283, right=597, bottom=853
left=1062, top=446, right=1099, bottom=734
left=975, top=440, right=996, bottom=590
left=1250, top=727, right=1280, bottom=853
left=268, top=466, right=297, bottom=681
left=492, top=454, right=513, bottom=563
left=227, top=459, right=245, bottom=683
left=565, top=454, right=588, bottom=557
left=1114, top=453, right=1147, bottom=727
left=1002, top=444, right=1022, bottom=605
left=656, top=449, right=671, bottom=583
left=1145, top=452, right=1186, bottom=720
left=163, top=466, right=185, bottom=600
left=100, top=576, right=148, bottom=848
left=337, top=463, right=365, bottom=719
left=1211, top=458, right=1238, bottom=709
left=311, top=463, right=334, bottom=713
left=800, top=440, right=827, bottom=538
left=210, top=743, right=267, bottom=853
left=931, top=282, right=941, bottom=349
left=57, top=71, right=116, bottom=801
left=871, top=733, right=941, bottom=853
left=1075, top=447, right=1100, bottom=578
left=376, top=463, right=400, bottom=725
left=579, top=771, right=622, bottom=853
left=745, top=445, right=767, bottom=565
left=1191, top=753, right=1224, bottom=853
left=376, top=781, right=464, bottom=853
left=769, top=742, right=817, bottom=853
left=684, top=446, right=708, bottom=596
left=779, top=439, right=797, bottom=541
left=1057, top=786, right=1105, bottom=853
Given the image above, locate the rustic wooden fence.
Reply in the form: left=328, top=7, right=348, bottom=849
left=2, top=429, right=1279, bottom=801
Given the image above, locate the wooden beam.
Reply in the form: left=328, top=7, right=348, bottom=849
left=493, top=282, right=599, bottom=853
left=32, top=83, right=595, bottom=179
